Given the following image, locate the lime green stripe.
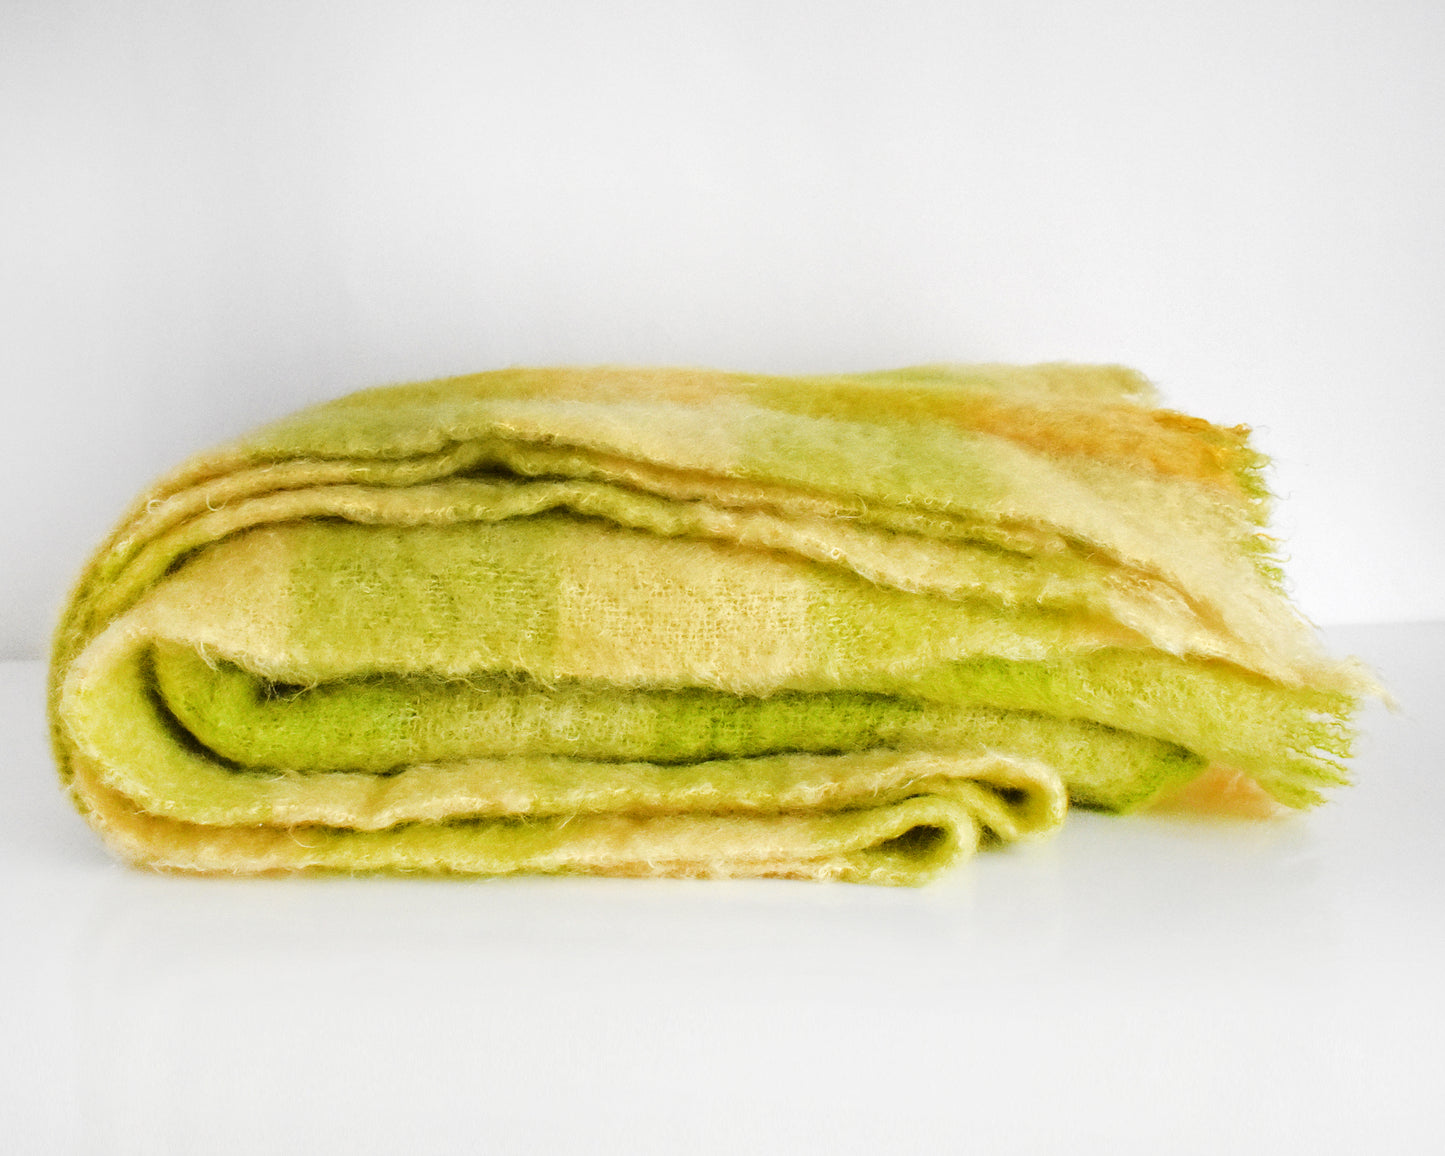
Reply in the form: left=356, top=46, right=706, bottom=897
left=153, top=642, right=1203, bottom=812
left=283, top=519, right=563, bottom=680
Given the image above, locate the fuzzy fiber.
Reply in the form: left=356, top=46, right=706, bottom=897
left=49, top=364, right=1373, bottom=884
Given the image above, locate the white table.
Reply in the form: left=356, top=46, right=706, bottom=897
left=4, top=623, right=1441, bottom=1155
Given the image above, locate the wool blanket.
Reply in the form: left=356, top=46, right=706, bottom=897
left=50, top=364, right=1371, bottom=884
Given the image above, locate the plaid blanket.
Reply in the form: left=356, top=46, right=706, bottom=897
left=49, top=365, right=1370, bottom=883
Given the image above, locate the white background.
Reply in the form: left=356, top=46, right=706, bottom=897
left=3, top=0, right=1444, bottom=657
left=3, top=5, right=1444, bottom=1154
left=4, top=626, right=1442, bottom=1154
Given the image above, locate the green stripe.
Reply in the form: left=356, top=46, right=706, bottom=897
left=283, top=518, right=563, bottom=679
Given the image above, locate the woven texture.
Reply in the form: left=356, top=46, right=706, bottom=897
left=49, top=364, right=1372, bottom=884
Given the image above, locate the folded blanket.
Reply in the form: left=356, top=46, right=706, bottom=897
left=49, top=364, right=1372, bottom=884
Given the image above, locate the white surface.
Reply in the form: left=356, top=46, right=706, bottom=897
left=3, top=0, right=1445, bottom=657
left=3, top=622, right=1442, bottom=1155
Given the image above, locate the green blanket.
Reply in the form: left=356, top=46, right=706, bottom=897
left=49, top=364, right=1371, bottom=883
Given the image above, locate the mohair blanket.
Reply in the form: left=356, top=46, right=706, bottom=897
left=50, top=365, right=1371, bottom=884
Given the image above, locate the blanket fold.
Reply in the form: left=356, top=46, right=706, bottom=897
left=50, top=364, right=1371, bottom=883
